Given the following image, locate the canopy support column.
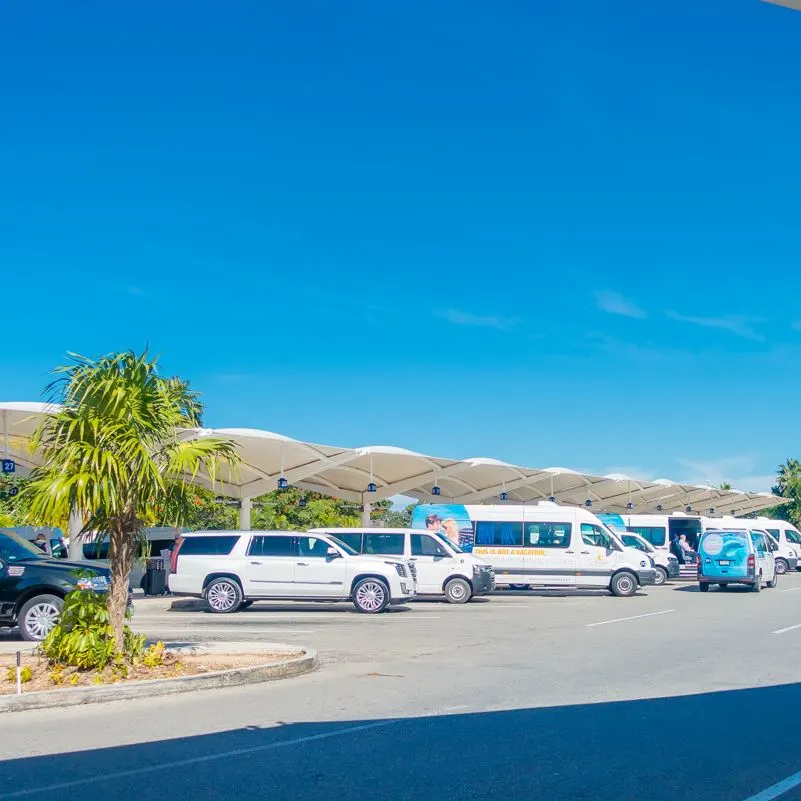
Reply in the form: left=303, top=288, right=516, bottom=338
left=239, top=497, right=252, bottom=531
left=361, top=502, right=372, bottom=526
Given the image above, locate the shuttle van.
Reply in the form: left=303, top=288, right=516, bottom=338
left=747, top=518, right=801, bottom=573
left=310, top=527, right=495, bottom=603
left=702, top=517, right=798, bottom=575
left=411, top=502, right=657, bottom=597
left=621, top=513, right=703, bottom=555
left=597, top=514, right=679, bottom=585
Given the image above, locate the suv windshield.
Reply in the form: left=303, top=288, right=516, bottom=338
left=325, top=535, right=359, bottom=556
left=0, top=530, right=49, bottom=562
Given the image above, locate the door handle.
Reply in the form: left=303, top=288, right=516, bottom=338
left=297, top=562, right=309, bottom=566
left=565, top=551, right=574, bottom=554
left=409, top=558, right=418, bottom=561
left=249, top=561, right=263, bottom=565
left=580, top=551, right=590, bottom=555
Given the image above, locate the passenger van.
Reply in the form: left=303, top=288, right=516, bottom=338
left=597, top=515, right=679, bottom=585
left=748, top=518, right=801, bottom=572
left=411, top=502, right=657, bottom=597
left=310, top=527, right=495, bottom=603
left=698, top=528, right=777, bottom=592
left=621, top=513, right=703, bottom=555
left=81, top=527, right=182, bottom=589
left=702, top=517, right=798, bottom=575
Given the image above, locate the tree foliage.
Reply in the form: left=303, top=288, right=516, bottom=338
left=24, top=350, right=239, bottom=647
left=763, top=459, right=801, bottom=525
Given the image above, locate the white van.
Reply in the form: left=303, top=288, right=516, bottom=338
left=703, top=517, right=799, bottom=575
left=597, top=514, right=679, bottom=585
left=411, top=502, right=657, bottom=597
left=747, top=518, right=801, bottom=573
left=310, top=527, right=495, bottom=603
left=621, top=513, right=703, bottom=554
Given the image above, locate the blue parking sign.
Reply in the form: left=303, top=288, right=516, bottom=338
left=9, top=486, right=18, bottom=497
left=1, top=459, right=14, bottom=474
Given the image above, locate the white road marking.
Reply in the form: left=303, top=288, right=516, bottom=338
left=0, top=720, right=400, bottom=799
left=586, top=610, right=675, bottom=628
left=772, top=623, right=801, bottom=635
left=779, top=587, right=801, bottom=593
left=742, top=767, right=801, bottom=801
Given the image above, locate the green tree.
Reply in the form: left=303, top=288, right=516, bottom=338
left=0, top=476, right=34, bottom=527
left=378, top=502, right=417, bottom=528
left=764, top=459, right=801, bottom=525
left=25, top=350, right=239, bottom=648
left=719, top=482, right=732, bottom=491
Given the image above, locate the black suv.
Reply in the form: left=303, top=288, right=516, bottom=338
left=0, top=529, right=112, bottom=641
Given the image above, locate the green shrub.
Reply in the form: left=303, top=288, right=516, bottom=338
left=40, top=591, right=143, bottom=671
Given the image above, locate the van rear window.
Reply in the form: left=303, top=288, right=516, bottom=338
left=179, top=536, right=240, bottom=556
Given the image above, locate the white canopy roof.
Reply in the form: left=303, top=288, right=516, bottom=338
left=0, top=401, right=786, bottom=517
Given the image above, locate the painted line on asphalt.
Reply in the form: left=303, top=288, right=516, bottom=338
left=773, top=623, right=801, bottom=635
left=742, top=767, right=801, bottom=801
left=0, top=720, right=401, bottom=799
left=779, top=587, right=801, bottom=593
left=586, top=609, right=675, bottom=628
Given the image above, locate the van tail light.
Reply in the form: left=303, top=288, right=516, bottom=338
left=747, top=554, right=755, bottom=575
left=171, top=537, right=184, bottom=574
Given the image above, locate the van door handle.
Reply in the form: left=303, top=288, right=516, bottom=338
left=297, top=562, right=309, bottom=566
left=565, top=551, right=575, bottom=554
left=250, top=561, right=263, bottom=565
left=580, top=551, right=590, bottom=555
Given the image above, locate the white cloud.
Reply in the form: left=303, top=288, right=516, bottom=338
left=667, top=312, right=764, bottom=341
left=675, top=456, right=776, bottom=493
left=437, top=309, right=520, bottom=331
left=593, top=290, right=646, bottom=319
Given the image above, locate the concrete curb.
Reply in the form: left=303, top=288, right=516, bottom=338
left=0, top=648, right=317, bottom=714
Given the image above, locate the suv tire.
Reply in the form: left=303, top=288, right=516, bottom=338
left=352, top=578, right=390, bottom=614
left=18, top=594, right=64, bottom=641
left=444, top=577, right=471, bottom=604
left=204, top=578, right=243, bottom=613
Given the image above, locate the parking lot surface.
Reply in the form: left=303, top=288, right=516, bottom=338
left=2, top=576, right=801, bottom=800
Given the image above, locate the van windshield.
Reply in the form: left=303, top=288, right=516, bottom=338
left=786, top=529, right=801, bottom=546
left=435, top=532, right=462, bottom=553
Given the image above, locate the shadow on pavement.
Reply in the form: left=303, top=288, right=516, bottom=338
left=3, top=681, right=801, bottom=801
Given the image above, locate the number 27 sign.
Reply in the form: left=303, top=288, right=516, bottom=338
left=1, top=460, right=15, bottom=473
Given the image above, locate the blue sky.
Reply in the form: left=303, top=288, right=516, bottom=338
left=1, top=0, right=799, bottom=491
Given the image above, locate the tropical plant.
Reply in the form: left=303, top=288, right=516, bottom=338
left=24, top=350, right=239, bottom=648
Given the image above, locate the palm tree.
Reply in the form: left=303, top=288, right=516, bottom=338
left=25, top=350, right=239, bottom=648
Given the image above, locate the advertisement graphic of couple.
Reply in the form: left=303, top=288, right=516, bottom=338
left=411, top=504, right=475, bottom=552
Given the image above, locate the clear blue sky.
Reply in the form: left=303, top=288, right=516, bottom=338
left=2, top=0, right=799, bottom=491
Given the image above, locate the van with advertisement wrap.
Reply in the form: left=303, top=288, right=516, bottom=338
left=411, top=502, right=657, bottom=597
left=310, top=527, right=495, bottom=603
left=698, top=528, right=777, bottom=593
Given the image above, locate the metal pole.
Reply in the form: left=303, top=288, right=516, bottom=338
left=15, top=651, right=21, bottom=695
left=3, top=410, right=8, bottom=460
left=239, top=497, right=252, bottom=531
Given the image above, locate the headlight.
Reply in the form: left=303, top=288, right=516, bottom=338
left=389, top=562, right=407, bottom=578
left=76, top=576, right=109, bottom=591
left=668, top=556, right=678, bottom=563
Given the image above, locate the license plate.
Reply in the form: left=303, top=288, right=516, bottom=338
left=718, top=560, right=731, bottom=565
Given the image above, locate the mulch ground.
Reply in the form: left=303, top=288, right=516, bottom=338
left=1, top=649, right=302, bottom=694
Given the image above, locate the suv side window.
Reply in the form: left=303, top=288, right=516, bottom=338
left=411, top=534, right=449, bottom=557
left=179, top=535, right=240, bottom=556
left=248, top=536, right=297, bottom=557
left=297, top=536, right=333, bottom=558
left=363, top=534, right=404, bottom=555
left=334, top=533, right=363, bottom=552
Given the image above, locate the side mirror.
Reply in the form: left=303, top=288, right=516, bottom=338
left=326, top=547, right=342, bottom=559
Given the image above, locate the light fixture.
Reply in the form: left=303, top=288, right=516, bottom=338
left=585, top=499, right=593, bottom=508
left=685, top=506, right=692, bottom=513
left=656, top=504, right=664, bottom=512
left=626, top=502, right=634, bottom=511
left=277, top=477, right=288, bottom=490
left=499, top=491, right=509, bottom=501
left=548, top=495, right=556, bottom=503
left=431, top=485, right=441, bottom=496
left=709, top=507, right=716, bottom=515
left=367, top=482, right=377, bottom=493
left=298, top=497, right=308, bottom=508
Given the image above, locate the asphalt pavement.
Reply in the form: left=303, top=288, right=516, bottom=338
left=2, top=576, right=801, bottom=800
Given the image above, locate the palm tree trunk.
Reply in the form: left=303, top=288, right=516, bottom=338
left=107, top=523, right=136, bottom=651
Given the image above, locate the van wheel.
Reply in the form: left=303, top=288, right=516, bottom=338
left=353, top=578, right=390, bottom=613
left=204, top=578, right=243, bottom=613
left=18, top=595, right=64, bottom=641
left=610, top=571, right=637, bottom=597
left=775, top=559, right=788, bottom=576
left=654, top=567, right=668, bottom=586
left=444, top=578, right=471, bottom=604
left=752, top=575, right=762, bottom=593
left=699, top=583, right=709, bottom=593
left=767, top=573, right=778, bottom=589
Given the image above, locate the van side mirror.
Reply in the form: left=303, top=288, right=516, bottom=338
left=326, top=547, right=342, bottom=559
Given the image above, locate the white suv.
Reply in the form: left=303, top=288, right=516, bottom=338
left=168, top=530, right=416, bottom=614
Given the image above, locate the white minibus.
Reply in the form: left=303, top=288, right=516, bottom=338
left=411, top=502, right=657, bottom=597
